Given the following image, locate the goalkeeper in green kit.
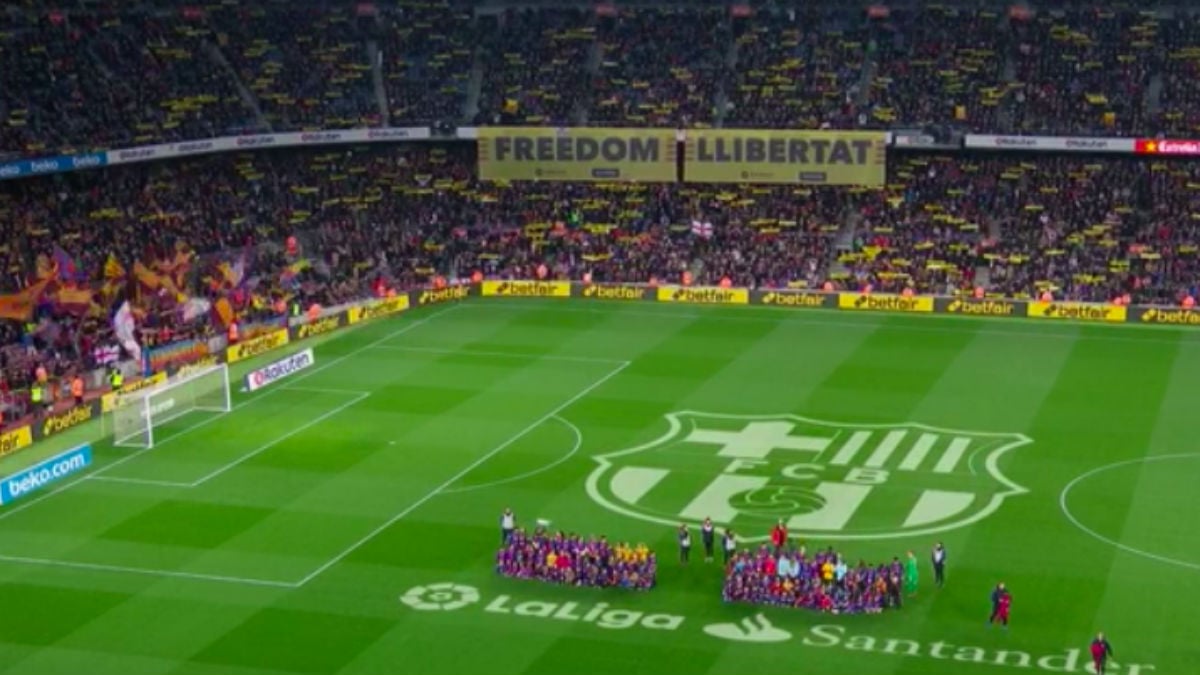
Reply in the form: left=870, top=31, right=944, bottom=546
left=905, top=551, right=919, bottom=595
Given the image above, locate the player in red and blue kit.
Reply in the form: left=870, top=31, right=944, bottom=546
left=1090, top=633, right=1114, bottom=675
left=988, top=582, right=1010, bottom=629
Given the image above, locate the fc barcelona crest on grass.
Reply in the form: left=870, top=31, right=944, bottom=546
left=585, top=412, right=1031, bottom=541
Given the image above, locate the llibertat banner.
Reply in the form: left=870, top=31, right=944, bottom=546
left=684, top=130, right=886, bottom=185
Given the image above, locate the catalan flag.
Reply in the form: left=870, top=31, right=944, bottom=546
left=52, top=286, right=94, bottom=316
left=0, top=276, right=52, bottom=321
left=103, top=254, right=126, bottom=280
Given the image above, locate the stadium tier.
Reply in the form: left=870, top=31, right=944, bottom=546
left=7, top=3, right=1200, bottom=156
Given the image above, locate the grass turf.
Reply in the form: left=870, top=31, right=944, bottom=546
left=0, top=298, right=1193, bottom=675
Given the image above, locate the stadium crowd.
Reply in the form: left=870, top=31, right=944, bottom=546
left=723, top=545, right=906, bottom=614
left=4, top=145, right=1200, bottom=403
left=4, top=4, right=1200, bottom=434
left=497, top=527, right=656, bottom=590
left=7, top=4, right=1200, bottom=152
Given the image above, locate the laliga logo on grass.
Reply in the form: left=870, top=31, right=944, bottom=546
left=586, top=412, right=1030, bottom=541
left=401, top=583, right=481, bottom=611
left=399, top=583, right=684, bottom=631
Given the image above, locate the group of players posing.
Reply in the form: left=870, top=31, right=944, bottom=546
left=501, top=510, right=1115, bottom=675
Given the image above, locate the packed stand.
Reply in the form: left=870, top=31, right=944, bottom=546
left=8, top=145, right=1200, bottom=423
left=866, top=7, right=1010, bottom=132
left=1005, top=9, right=1159, bottom=136
left=497, top=527, right=656, bottom=590
left=0, top=9, right=254, bottom=159
left=85, top=11, right=259, bottom=146
left=837, top=154, right=1200, bottom=304
left=474, top=8, right=593, bottom=126
left=724, top=545, right=908, bottom=614
left=836, top=155, right=992, bottom=295
left=1154, top=13, right=1200, bottom=136
left=724, top=9, right=865, bottom=130
left=209, top=3, right=381, bottom=131
left=588, top=8, right=727, bottom=128
left=379, top=2, right=475, bottom=125
left=443, top=180, right=840, bottom=289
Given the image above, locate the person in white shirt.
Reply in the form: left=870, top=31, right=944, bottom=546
left=501, top=508, right=515, bottom=544
left=722, top=529, right=737, bottom=564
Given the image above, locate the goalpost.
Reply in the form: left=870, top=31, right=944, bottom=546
left=110, top=364, right=233, bottom=449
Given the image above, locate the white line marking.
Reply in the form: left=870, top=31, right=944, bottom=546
left=186, top=392, right=369, bottom=487
left=0, top=307, right=462, bottom=586
left=0, top=553, right=297, bottom=588
left=282, top=386, right=374, bottom=396
left=292, top=360, right=631, bottom=586
left=368, top=344, right=627, bottom=365
left=441, top=415, right=583, bottom=494
left=88, top=475, right=189, bottom=487
left=1060, top=452, right=1200, bottom=572
left=467, top=301, right=1198, bottom=345
left=96, top=391, right=370, bottom=488
left=0, top=306, right=460, bottom=514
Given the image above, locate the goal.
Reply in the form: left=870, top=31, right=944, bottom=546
left=111, top=364, right=232, bottom=448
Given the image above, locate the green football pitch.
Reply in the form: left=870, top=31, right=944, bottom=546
left=0, top=298, right=1193, bottom=675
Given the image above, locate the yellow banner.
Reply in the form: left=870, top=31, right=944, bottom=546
left=478, top=127, right=677, bottom=182
left=416, top=286, right=471, bottom=306
left=943, top=298, right=1021, bottom=317
left=101, top=372, right=168, bottom=413
left=347, top=296, right=410, bottom=325
left=41, top=403, right=97, bottom=438
left=759, top=291, right=832, bottom=309
left=1137, top=307, right=1200, bottom=326
left=175, top=355, right=222, bottom=379
left=580, top=284, right=650, bottom=301
left=226, top=329, right=290, bottom=364
left=1028, top=301, right=1126, bottom=323
left=481, top=280, right=571, bottom=298
left=838, top=293, right=934, bottom=313
left=657, top=286, right=750, bottom=305
left=0, top=426, right=33, bottom=458
left=684, top=129, right=887, bottom=185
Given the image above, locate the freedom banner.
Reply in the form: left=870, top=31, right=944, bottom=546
left=684, top=129, right=887, bottom=185
left=477, top=127, right=677, bottom=182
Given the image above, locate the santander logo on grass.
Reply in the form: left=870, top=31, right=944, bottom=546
left=399, top=584, right=1157, bottom=674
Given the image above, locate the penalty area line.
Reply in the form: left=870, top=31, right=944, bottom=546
left=0, top=306, right=461, bottom=517
left=368, top=344, right=628, bottom=365
left=441, top=415, right=583, bottom=495
left=292, top=360, right=631, bottom=586
left=0, top=553, right=298, bottom=588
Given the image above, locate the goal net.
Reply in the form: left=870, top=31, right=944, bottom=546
left=111, top=364, right=232, bottom=448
